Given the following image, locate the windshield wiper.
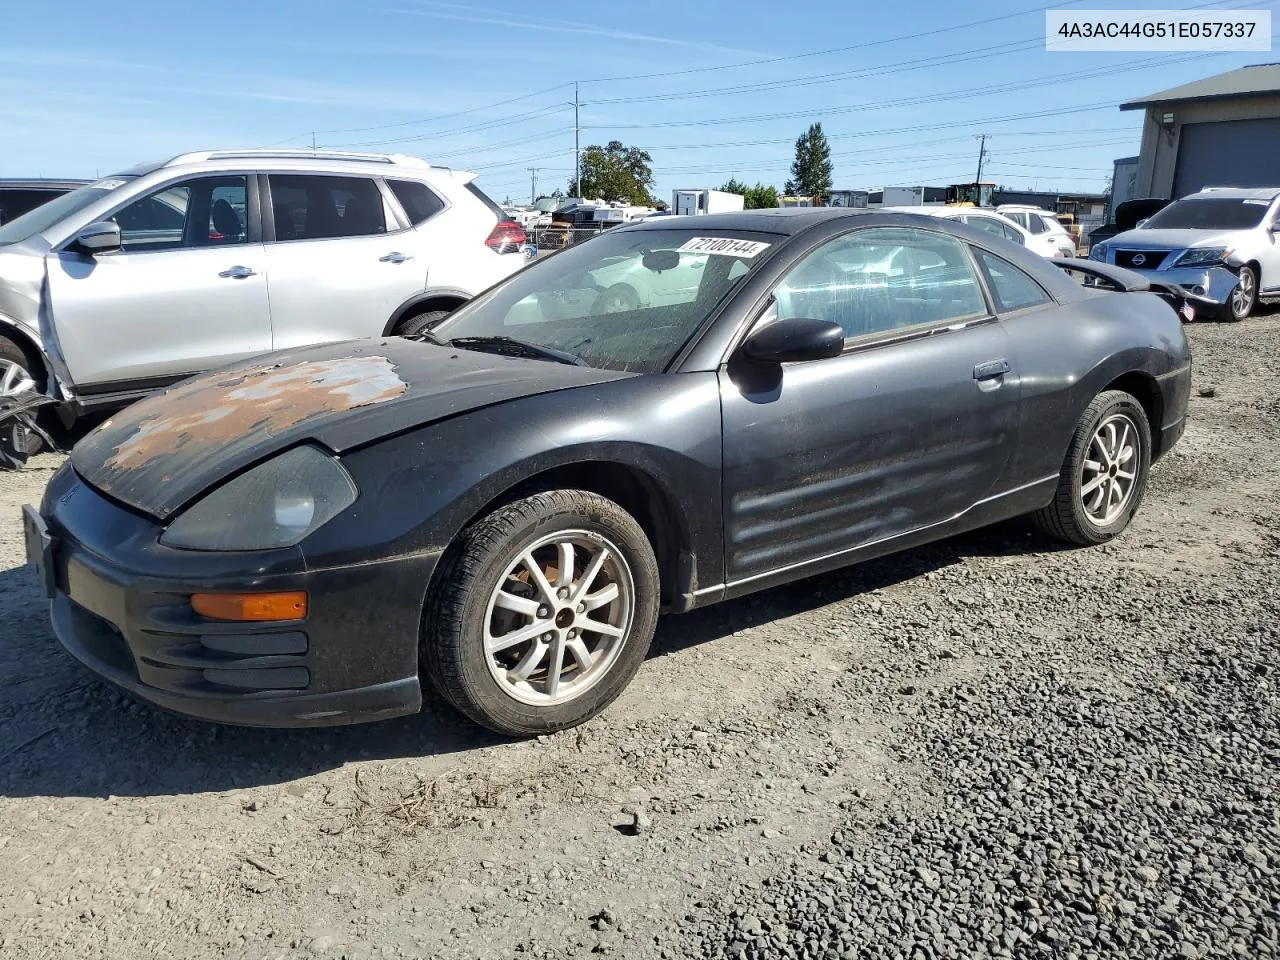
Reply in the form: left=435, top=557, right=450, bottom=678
left=447, top=335, right=586, bottom=366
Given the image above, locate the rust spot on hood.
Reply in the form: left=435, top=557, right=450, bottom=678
left=104, top=355, right=407, bottom=471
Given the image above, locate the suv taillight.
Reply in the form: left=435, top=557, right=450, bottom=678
left=486, top=219, right=527, bottom=254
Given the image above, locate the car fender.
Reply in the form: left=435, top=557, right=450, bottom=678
left=303, top=374, right=726, bottom=608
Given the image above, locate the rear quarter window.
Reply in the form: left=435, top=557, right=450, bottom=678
left=388, top=179, right=445, bottom=225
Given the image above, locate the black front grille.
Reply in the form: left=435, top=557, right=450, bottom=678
left=1115, top=249, right=1170, bottom=270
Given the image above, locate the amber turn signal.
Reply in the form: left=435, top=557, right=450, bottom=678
left=191, top=591, right=308, bottom=622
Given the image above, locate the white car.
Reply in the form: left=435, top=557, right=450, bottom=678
left=0, top=149, right=527, bottom=462
left=886, top=205, right=1070, bottom=259
left=997, top=204, right=1079, bottom=258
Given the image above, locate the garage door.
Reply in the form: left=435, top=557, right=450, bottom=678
left=1174, top=118, right=1280, bottom=198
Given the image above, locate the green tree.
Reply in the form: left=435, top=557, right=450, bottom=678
left=573, top=141, right=656, bottom=204
left=719, top=179, right=779, bottom=209
left=743, top=183, right=779, bottom=209
left=788, top=122, right=833, bottom=201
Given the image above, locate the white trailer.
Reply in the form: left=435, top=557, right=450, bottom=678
left=671, top=189, right=745, bottom=217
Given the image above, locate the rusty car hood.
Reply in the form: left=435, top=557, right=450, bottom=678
left=72, top=338, right=634, bottom=520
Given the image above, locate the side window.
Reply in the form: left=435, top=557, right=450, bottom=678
left=1027, top=214, right=1049, bottom=235
left=388, top=179, right=445, bottom=225
left=962, top=216, right=1013, bottom=244
left=974, top=249, right=1051, bottom=313
left=110, top=176, right=248, bottom=252
left=1007, top=211, right=1028, bottom=229
left=774, top=226, right=987, bottom=341
left=268, top=175, right=387, bottom=242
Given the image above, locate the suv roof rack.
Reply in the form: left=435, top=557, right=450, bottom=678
left=163, top=149, right=431, bottom=168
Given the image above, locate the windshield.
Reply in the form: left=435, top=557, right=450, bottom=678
left=434, top=228, right=777, bottom=374
left=0, top=177, right=131, bottom=245
left=1142, top=197, right=1272, bottom=231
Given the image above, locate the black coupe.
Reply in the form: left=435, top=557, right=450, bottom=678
left=26, top=210, right=1192, bottom=735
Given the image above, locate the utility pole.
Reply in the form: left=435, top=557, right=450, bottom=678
left=527, top=167, right=540, bottom=203
left=973, top=134, right=989, bottom=205
left=573, top=82, right=581, bottom=199
left=311, top=132, right=316, bottom=151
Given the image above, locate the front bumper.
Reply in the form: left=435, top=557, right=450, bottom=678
left=35, top=466, right=428, bottom=728
left=1119, top=263, right=1239, bottom=308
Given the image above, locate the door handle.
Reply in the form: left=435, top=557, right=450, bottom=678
left=973, top=358, right=1011, bottom=380
left=218, top=265, right=256, bottom=279
left=379, top=251, right=414, bottom=263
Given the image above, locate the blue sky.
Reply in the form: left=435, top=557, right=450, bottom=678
left=2, top=0, right=1275, bottom=203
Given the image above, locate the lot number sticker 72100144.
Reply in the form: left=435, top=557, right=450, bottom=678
left=676, top=237, right=771, bottom=258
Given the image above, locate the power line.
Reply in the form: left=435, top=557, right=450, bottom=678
left=578, top=0, right=1088, bottom=84
left=583, top=49, right=1231, bottom=131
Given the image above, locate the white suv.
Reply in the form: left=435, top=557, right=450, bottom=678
left=996, top=205, right=1078, bottom=258
left=0, top=149, right=526, bottom=463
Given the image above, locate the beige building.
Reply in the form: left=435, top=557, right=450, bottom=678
left=1122, top=63, right=1280, bottom=200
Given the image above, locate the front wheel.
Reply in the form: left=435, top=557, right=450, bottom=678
left=1226, top=264, right=1258, bottom=322
left=1032, top=390, right=1151, bottom=546
left=422, top=490, right=660, bottom=736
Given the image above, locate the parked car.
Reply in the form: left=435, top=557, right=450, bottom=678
left=1086, top=198, right=1172, bottom=251
left=0, top=149, right=526, bottom=466
left=996, top=204, right=1079, bottom=257
left=27, top=209, right=1191, bottom=735
left=884, top=205, right=1064, bottom=258
left=1089, top=186, right=1280, bottom=321
left=0, top=179, right=90, bottom=226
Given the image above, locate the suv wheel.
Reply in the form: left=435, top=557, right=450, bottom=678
left=397, top=309, right=452, bottom=339
left=1227, top=265, right=1258, bottom=321
left=0, top=336, right=44, bottom=468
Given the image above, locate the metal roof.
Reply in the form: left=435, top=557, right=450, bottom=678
left=1121, top=63, right=1280, bottom=110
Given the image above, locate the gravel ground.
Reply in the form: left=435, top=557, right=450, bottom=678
left=0, top=316, right=1277, bottom=960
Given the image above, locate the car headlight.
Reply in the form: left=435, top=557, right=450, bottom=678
left=1173, top=247, right=1230, bottom=268
left=1089, top=242, right=1108, bottom=261
left=161, top=445, right=358, bottom=551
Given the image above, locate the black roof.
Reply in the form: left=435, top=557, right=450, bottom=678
left=623, top=208, right=873, bottom=235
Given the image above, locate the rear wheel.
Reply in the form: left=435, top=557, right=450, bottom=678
left=397, top=309, right=452, bottom=339
left=1032, top=390, right=1151, bottom=546
left=0, top=336, right=45, bottom=468
left=422, top=490, right=660, bottom=736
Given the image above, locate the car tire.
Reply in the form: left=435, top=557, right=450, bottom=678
left=397, top=309, right=452, bottom=339
left=1225, top=264, right=1258, bottom=322
left=422, top=489, right=660, bottom=736
left=0, top=335, right=45, bottom=466
left=1032, top=390, right=1151, bottom=547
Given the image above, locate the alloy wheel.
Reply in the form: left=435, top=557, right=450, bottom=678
left=1232, top=268, right=1256, bottom=319
left=483, top=530, right=635, bottom=706
left=1080, top=412, right=1140, bottom=526
left=0, top=358, right=38, bottom=468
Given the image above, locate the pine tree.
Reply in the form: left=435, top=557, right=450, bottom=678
left=789, top=123, right=834, bottom=202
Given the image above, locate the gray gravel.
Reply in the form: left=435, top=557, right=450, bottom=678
left=0, top=315, right=1277, bottom=959
left=681, top=315, right=1280, bottom=960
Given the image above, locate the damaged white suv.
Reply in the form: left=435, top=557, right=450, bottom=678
left=1089, top=186, right=1280, bottom=322
left=0, top=149, right=527, bottom=466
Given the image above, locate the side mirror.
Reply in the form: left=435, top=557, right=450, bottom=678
left=739, top=316, right=845, bottom=365
left=68, top=221, right=122, bottom=255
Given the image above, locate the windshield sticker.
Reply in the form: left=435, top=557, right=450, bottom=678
left=677, top=237, right=771, bottom=258
left=1243, top=198, right=1271, bottom=205
left=91, top=178, right=127, bottom=190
